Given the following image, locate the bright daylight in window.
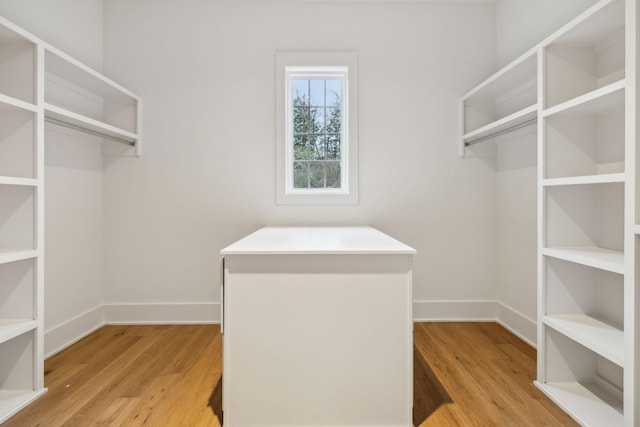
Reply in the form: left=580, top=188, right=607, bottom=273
left=275, top=51, right=358, bottom=205
left=286, top=67, right=347, bottom=193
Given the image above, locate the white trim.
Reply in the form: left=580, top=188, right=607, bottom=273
left=44, top=305, right=105, bottom=358
left=413, top=300, right=536, bottom=347
left=44, top=300, right=538, bottom=360
left=495, top=301, right=537, bottom=347
left=275, top=51, right=359, bottom=205
left=413, top=299, right=497, bottom=321
left=43, top=303, right=221, bottom=359
left=103, top=302, right=220, bottom=325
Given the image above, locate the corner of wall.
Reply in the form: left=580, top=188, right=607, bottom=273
left=495, top=301, right=537, bottom=347
left=44, top=305, right=105, bottom=358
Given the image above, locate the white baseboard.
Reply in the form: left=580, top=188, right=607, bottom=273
left=495, top=301, right=537, bottom=347
left=413, top=299, right=497, bottom=322
left=44, top=303, right=220, bottom=358
left=103, top=302, right=221, bottom=325
left=413, top=299, right=537, bottom=348
left=45, top=300, right=535, bottom=359
left=44, top=305, right=105, bottom=358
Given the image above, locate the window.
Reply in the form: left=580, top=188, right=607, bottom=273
left=276, top=52, right=358, bottom=205
left=288, top=69, right=345, bottom=191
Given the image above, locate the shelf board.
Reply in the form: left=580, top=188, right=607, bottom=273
left=462, top=50, right=537, bottom=100
left=0, top=177, right=38, bottom=187
left=0, top=93, right=37, bottom=113
left=0, top=389, right=47, bottom=424
left=543, top=80, right=625, bottom=118
left=463, top=104, right=537, bottom=144
left=542, top=246, right=624, bottom=274
left=45, top=48, right=139, bottom=102
left=0, top=16, right=37, bottom=45
left=535, top=381, right=623, bottom=427
left=44, top=103, right=138, bottom=144
left=0, top=249, right=38, bottom=265
left=0, top=319, right=37, bottom=346
left=542, top=173, right=624, bottom=186
left=543, top=315, right=623, bottom=366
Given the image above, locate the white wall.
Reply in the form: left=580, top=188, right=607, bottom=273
left=102, top=0, right=498, bottom=320
left=0, top=0, right=103, bottom=71
left=0, top=0, right=609, bottom=350
left=495, top=0, right=600, bottom=67
left=0, top=0, right=105, bottom=355
left=493, top=0, right=600, bottom=343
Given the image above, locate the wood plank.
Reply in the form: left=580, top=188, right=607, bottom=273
left=4, top=326, right=168, bottom=426
left=414, top=323, right=510, bottom=426
left=413, top=323, right=578, bottom=427
left=64, top=325, right=211, bottom=425
left=3, top=323, right=577, bottom=427
left=89, top=398, right=142, bottom=427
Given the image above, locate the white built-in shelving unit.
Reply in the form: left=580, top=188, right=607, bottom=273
left=0, top=17, right=45, bottom=423
left=461, top=0, right=634, bottom=425
left=0, top=14, right=140, bottom=423
left=44, top=47, right=140, bottom=151
left=539, top=1, right=629, bottom=425
left=460, top=49, right=537, bottom=154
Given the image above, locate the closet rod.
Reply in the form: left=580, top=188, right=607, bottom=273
left=464, top=118, right=537, bottom=147
left=44, top=116, right=136, bottom=147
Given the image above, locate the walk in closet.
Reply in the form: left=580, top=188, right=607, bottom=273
left=0, top=15, right=139, bottom=422
left=461, top=0, right=635, bottom=425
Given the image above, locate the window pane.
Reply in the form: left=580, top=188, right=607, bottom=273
left=294, top=161, right=308, bottom=188
left=293, top=107, right=310, bottom=134
left=326, top=107, right=342, bottom=129
left=326, top=161, right=341, bottom=188
left=326, top=134, right=340, bottom=160
left=310, top=107, right=324, bottom=134
left=325, top=79, right=341, bottom=106
left=308, top=135, right=321, bottom=160
left=293, top=134, right=310, bottom=160
left=313, top=135, right=326, bottom=160
left=309, top=162, right=325, bottom=188
left=293, top=80, right=309, bottom=105
left=288, top=72, right=346, bottom=191
left=309, top=80, right=324, bottom=106
left=325, top=107, right=340, bottom=134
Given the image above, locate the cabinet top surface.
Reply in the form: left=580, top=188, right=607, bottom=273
left=221, top=226, right=416, bottom=255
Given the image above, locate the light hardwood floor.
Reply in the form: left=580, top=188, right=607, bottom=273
left=5, top=323, right=577, bottom=426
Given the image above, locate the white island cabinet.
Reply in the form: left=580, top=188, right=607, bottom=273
left=220, top=226, right=416, bottom=427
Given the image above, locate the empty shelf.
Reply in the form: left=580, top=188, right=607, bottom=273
left=0, top=319, right=37, bottom=346
left=544, top=314, right=623, bottom=366
left=0, top=177, right=38, bottom=187
left=0, top=390, right=47, bottom=424
left=0, top=249, right=38, bottom=265
left=44, top=103, right=137, bottom=145
left=535, top=381, right=623, bottom=427
left=542, top=246, right=623, bottom=274
left=542, top=173, right=625, bottom=186
left=543, top=80, right=625, bottom=118
left=0, top=93, right=37, bottom=113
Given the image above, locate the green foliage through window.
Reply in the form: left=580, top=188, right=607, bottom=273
left=292, top=79, right=342, bottom=189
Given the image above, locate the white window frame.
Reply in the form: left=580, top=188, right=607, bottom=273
left=276, top=51, right=358, bottom=205
left=285, top=67, right=348, bottom=195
